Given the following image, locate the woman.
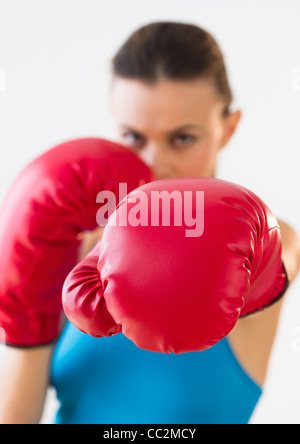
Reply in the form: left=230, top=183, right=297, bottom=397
left=0, top=21, right=299, bottom=424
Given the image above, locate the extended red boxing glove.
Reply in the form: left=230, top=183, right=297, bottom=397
left=62, top=178, right=289, bottom=354
left=0, top=138, right=153, bottom=347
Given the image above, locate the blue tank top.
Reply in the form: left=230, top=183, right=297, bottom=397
left=50, top=321, right=262, bottom=424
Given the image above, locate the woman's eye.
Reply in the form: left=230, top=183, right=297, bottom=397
left=122, top=132, right=144, bottom=146
left=173, top=135, right=196, bottom=147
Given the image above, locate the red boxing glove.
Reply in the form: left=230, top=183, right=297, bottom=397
left=0, top=138, right=153, bottom=347
left=62, top=178, right=289, bottom=354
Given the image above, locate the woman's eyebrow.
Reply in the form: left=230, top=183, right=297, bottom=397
left=170, top=124, right=204, bottom=134
left=119, top=123, right=204, bottom=135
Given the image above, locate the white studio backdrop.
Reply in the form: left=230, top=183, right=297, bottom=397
left=0, top=0, right=300, bottom=424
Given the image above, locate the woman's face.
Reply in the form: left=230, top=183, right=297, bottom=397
left=110, top=77, right=241, bottom=179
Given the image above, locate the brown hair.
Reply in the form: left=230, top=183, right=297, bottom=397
left=112, top=21, right=233, bottom=115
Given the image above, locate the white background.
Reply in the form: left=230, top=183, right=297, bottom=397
left=0, top=0, right=300, bottom=424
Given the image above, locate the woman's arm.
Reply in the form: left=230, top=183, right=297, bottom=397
left=229, top=219, right=300, bottom=386
left=0, top=227, right=103, bottom=424
left=0, top=346, right=54, bottom=424
left=277, top=219, right=300, bottom=284
left=77, top=227, right=104, bottom=260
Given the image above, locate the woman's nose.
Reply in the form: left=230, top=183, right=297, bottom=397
left=138, top=144, right=173, bottom=179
